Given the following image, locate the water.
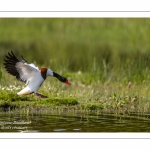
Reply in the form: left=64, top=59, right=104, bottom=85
left=0, top=112, right=150, bottom=132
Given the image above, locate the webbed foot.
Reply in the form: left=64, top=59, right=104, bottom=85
left=35, top=93, right=48, bottom=98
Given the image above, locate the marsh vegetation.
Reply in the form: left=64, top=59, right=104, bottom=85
left=0, top=18, right=150, bottom=116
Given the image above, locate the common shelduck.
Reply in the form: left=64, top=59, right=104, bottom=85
left=4, top=51, right=70, bottom=98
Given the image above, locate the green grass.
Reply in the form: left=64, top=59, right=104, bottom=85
left=1, top=18, right=150, bottom=115
left=1, top=72, right=150, bottom=114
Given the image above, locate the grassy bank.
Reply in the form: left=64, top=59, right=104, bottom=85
left=1, top=71, right=150, bottom=115
left=0, top=18, right=150, bottom=114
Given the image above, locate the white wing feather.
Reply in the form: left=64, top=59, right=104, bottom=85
left=15, top=62, right=40, bottom=85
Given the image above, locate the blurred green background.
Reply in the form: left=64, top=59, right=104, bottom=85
left=0, top=18, right=150, bottom=83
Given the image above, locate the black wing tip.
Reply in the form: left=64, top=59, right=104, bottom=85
left=20, top=55, right=27, bottom=63
left=5, top=51, right=15, bottom=60
left=4, top=51, right=26, bottom=62
left=3, top=51, right=19, bottom=76
left=7, top=50, right=14, bottom=56
left=3, top=51, right=27, bottom=84
left=4, top=51, right=28, bottom=66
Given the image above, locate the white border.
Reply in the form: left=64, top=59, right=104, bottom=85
left=0, top=137, right=149, bottom=150
left=0, top=0, right=150, bottom=11
left=0, top=12, right=150, bottom=18
left=0, top=133, right=150, bottom=139
left=0, top=0, right=150, bottom=17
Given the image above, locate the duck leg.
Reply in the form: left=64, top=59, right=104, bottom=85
left=35, top=93, right=48, bottom=98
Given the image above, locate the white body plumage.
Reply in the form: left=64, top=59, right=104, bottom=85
left=17, top=68, right=53, bottom=95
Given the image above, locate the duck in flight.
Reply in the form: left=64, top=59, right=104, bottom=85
left=4, top=51, right=70, bottom=98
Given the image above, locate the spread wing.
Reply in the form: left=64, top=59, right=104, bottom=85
left=4, top=51, right=40, bottom=84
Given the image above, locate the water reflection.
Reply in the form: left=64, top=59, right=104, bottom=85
left=0, top=112, right=150, bottom=132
